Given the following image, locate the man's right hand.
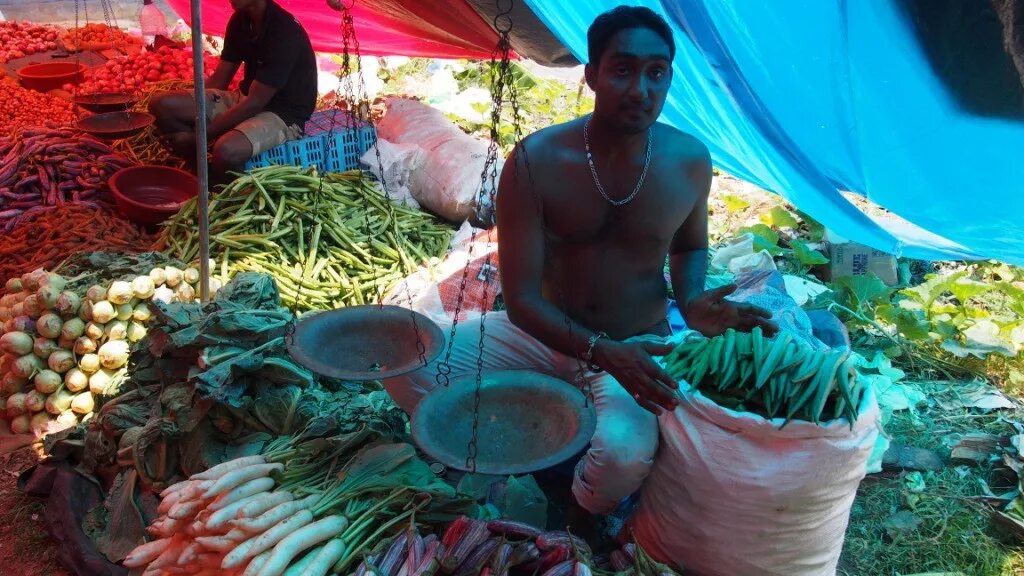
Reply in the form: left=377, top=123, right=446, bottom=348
left=592, top=337, right=680, bottom=414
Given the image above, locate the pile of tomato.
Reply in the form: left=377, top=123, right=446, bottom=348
left=0, top=21, right=61, bottom=63
left=70, top=46, right=229, bottom=95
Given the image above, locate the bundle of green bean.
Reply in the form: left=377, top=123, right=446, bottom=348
left=157, top=166, right=453, bottom=311
left=663, top=328, right=864, bottom=427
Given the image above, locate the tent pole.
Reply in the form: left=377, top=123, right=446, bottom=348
left=190, top=0, right=211, bottom=303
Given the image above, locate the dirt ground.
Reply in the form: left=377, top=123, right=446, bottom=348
left=0, top=447, right=71, bottom=576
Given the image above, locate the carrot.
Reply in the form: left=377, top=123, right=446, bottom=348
left=256, top=515, right=349, bottom=576
left=209, top=476, right=276, bottom=512
left=193, top=455, right=267, bottom=481
left=232, top=494, right=318, bottom=535
left=221, top=510, right=314, bottom=570
left=301, top=538, right=347, bottom=576
left=123, top=537, right=174, bottom=568
left=203, top=463, right=283, bottom=500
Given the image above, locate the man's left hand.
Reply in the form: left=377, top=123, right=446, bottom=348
left=684, top=284, right=778, bottom=337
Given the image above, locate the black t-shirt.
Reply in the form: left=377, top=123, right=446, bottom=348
left=221, top=0, right=317, bottom=127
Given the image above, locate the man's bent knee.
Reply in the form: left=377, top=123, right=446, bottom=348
left=212, top=132, right=253, bottom=170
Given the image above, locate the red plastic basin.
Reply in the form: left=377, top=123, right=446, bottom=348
left=17, top=62, right=87, bottom=93
left=109, top=166, right=198, bottom=226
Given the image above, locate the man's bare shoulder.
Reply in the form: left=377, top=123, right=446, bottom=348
left=655, top=123, right=711, bottom=164
left=517, top=118, right=585, bottom=165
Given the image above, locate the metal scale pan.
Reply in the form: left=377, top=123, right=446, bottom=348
left=411, top=370, right=597, bottom=475
left=287, top=305, right=445, bottom=381
left=77, top=111, right=154, bottom=140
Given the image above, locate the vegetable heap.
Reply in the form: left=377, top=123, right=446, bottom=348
left=112, top=80, right=192, bottom=169
left=0, top=77, right=76, bottom=136
left=125, top=439, right=475, bottom=576
left=0, top=204, right=155, bottom=285
left=664, top=328, right=864, bottom=427
left=0, top=21, right=61, bottom=63
left=61, top=22, right=139, bottom=52
left=0, top=262, right=202, bottom=435
left=356, top=522, right=677, bottom=576
left=0, top=128, right=133, bottom=230
left=71, top=46, right=228, bottom=96
left=159, top=166, right=453, bottom=311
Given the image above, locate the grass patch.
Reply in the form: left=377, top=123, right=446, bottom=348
left=839, top=384, right=1024, bottom=575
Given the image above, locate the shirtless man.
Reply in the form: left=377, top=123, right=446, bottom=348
left=383, top=5, right=774, bottom=530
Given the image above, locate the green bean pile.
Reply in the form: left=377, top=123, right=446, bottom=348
left=157, top=166, right=453, bottom=311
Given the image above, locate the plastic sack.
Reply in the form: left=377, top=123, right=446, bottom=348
left=360, top=138, right=425, bottom=210
left=733, top=270, right=822, bottom=350
left=383, top=222, right=500, bottom=325
left=630, top=382, right=881, bottom=575
left=376, top=98, right=496, bottom=223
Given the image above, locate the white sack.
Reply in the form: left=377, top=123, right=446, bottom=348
left=630, top=376, right=880, bottom=576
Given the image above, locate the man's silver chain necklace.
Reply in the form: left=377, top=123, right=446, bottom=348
left=584, top=118, right=653, bottom=207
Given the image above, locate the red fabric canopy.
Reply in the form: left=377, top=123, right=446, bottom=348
left=165, top=0, right=510, bottom=59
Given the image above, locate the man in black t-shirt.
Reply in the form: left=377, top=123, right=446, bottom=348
left=149, top=0, right=317, bottom=183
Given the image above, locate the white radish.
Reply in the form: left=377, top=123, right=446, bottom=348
left=178, top=541, right=203, bottom=566
left=231, top=494, right=318, bottom=535
left=237, top=491, right=293, bottom=520
left=193, top=455, right=266, bottom=481
left=300, top=538, right=346, bottom=576
left=203, top=463, right=283, bottom=499
left=169, top=498, right=206, bottom=520
left=257, top=515, right=348, bottom=576
left=160, top=479, right=196, bottom=498
left=210, top=476, right=276, bottom=513
left=221, top=510, right=314, bottom=569
left=123, top=537, right=174, bottom=568
left=281, top=544, right=325, bottom=576
left=206, top=481, right=276, bottom=531
left=196, top=534, right=245, bottom=552
left=149, top=537, right=188, bottom=571
left=241, top=551, right=272, bottom=576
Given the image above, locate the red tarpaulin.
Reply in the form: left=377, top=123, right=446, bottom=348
left=165, top=0, right=511, bottom=59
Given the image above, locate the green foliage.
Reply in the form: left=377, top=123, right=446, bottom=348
left=738, top=223, right=785, bottom=255
left=790, top=238, right=829, bottom=267
left=720, top=193, right=749, bottom=213
left=760, top=206, right=801, bottom=229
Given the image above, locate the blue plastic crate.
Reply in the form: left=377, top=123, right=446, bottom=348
left=245, top=111, right=376, bottom=173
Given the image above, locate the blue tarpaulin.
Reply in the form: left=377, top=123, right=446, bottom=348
left=524, top=0, right=1024, bottom=265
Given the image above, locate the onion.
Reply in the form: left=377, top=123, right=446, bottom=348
left=56, top=411, right=79, bottom=428
left=78, top=299, right=93, bottom=322
left=1, top=332, right=33, bottom=356
left=88, top=368, right=120, bottom=395
left=11, top=302, right=24, bottom=317
left=33, top=337, right=58, bottom=360
left=98, top=340, right=130, bottom=370
left=64, top=368, right=89, bottom=393
left=85, top=322, right=105, bottom=341
left=73, top=337, right=98, bottom=356
left=0, top=307, right=10, bottom=323
left=48, top=350, right=76, bottom=373
left=115, top=302, right=134, bottom=321
left=25, top=390, right=46, bottom=413
left=9, top=316, right=35, bottom=334
left=79, top=353, right=100, bottom=374
left=164, top=266, right=183, bottom=288
left=57, top=335, right=76, bottom=351
left=152, top=286, right=174, bottom=304
left=104, top=320, right=128, bottom=341
left=43, top=273, right=66, bottom=292
left=36, top=285, right=60, bottom=311
left=61, top=318, right=86, bottom=341
left=6, top=393, right=27, bottom=417
left=183, top=267, right=200, bottom=285
left=1, top=373, right=27, bottom=396
left=23, top=294, right=41, bottom=317
left=86, top=285, right=107, bottom=303
left=149, top=267, right=167, bottom=286
left=71, top=391, right=94, bottom=415
left=10, top=413, right=30, bottom=434
left=175, top=283, right=196, bottom=303
left=126, top=321, right=147, bottom=343
left=132, top=276, right=155, bottom=300
left=36, top=312, right=63, bottom=339
left=30, top=412, right=51, bottom=434
left=132, top=303, right=152, bottom=322
left=107, top=281, right=133, bottom=305
left=5, top=278, right=23, bottom=294
left=56, top=291, right=81, bottom=317
left=45, top=391, right=68, bottom=415
left=209, top=278, right=223, bottom=296
left=11, top=354, right=44, bottom=379
left=22, top=270, right=42, bottom=292
left=91, top=300, right=116, bottom=324
left=33, top=370, right=61, bottom=394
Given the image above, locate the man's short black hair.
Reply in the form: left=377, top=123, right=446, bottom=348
left=587, top=5, right=675, bottom=67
